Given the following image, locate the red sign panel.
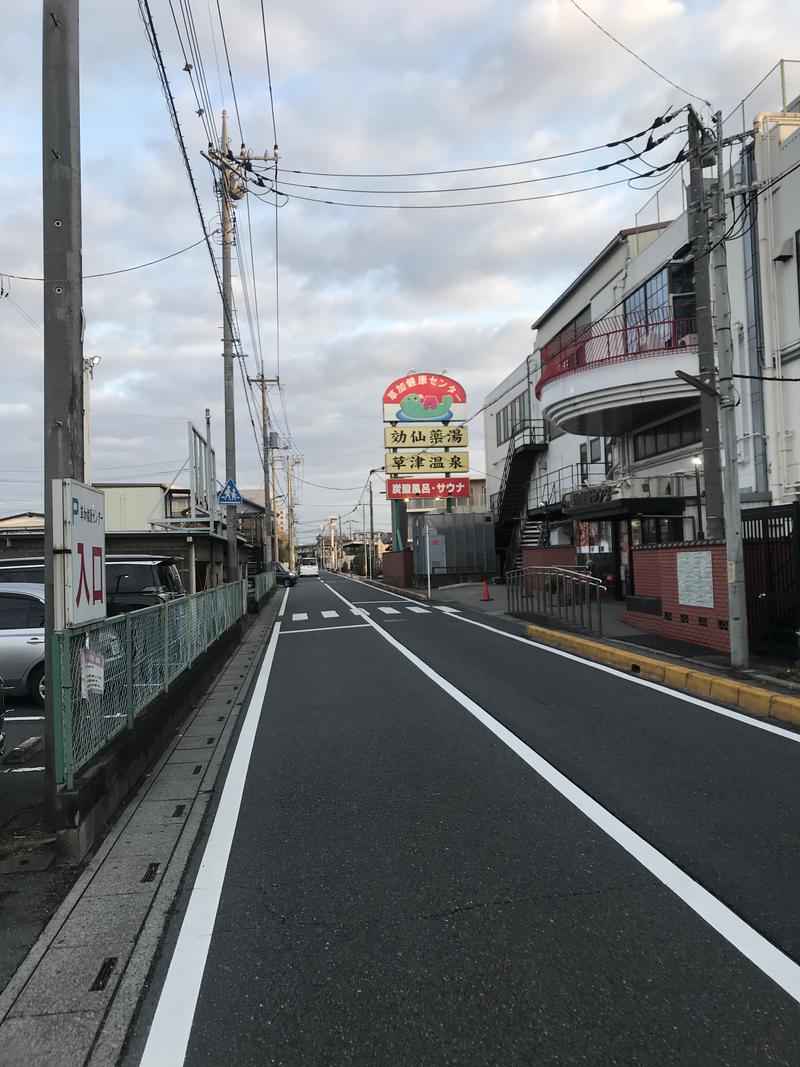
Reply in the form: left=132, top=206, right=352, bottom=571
left=383, top=373, right=467, bottom=423
left=387, top=478, right=470, bottom=500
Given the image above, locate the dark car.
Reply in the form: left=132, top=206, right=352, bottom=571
left=0, top=555, right=185, bottom=616
left=275, top=561, right=297, bottom=588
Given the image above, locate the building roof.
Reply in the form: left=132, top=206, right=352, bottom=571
left=0, top=512, right=45, bottom=529
left=531, top=222, right=670, bottom=332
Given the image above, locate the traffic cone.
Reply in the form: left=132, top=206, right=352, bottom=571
left=481, top=579, right=492, bottom=602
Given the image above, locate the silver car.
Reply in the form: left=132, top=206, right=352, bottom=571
left=0, top=583, right=46, bottom=706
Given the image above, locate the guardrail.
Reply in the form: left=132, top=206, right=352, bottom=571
left=506, top=566, right=605, bottom=636
left=52, top=580, right=247, bottom=789
left=252, top=569, right=276, bottom=602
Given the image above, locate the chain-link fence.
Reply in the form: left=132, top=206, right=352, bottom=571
left=52, top=580, right=247, bottom=788
left=253, top=569, right=275, bottom=602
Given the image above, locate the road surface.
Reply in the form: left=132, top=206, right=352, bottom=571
left=127, top=573, right=800, bottom=1066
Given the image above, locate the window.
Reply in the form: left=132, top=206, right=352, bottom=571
left=0, top=595, right=42, bottom=630
left=589, top=438, right=601, bottom=463
left=495, top=390, right=531, bottom=445
left=633, top=411, right=701, bottom=461
left=579, top=443, right=589, bottom=482
left=624, top=267, right=678, bottom=352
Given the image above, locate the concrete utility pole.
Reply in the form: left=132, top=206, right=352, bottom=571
left=711, top=110, right=749, bottom=668
left=43, top=0, right=84, bottom=816
left=270, top=440, right=279, bottom=563
left=248, top=374, right=279, bottom=570
left=368, top=476, right=375, bottom=579
left=219, top=111, right=239, bottom=582
left=687, top=108, right=724, bottom=541
left=286, top=456, right=296, bottom=569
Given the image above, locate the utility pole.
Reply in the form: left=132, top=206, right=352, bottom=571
left=43, top=0, right=84, bottom=818
left=270, top=442, right=279, bottom=563
left=712, top=110, right=749, bottom=668
left=248, top=374, right=279, bottom=571
left=687, top=107, right=724, bottom=541
left=368, top=476, right=375, bottom=579
left=286, top=456, right=296, bottom=570
left=206, top=116, right=279, bottom=583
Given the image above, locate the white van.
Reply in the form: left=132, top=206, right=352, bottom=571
left=298, top=556, right=319, bottom=577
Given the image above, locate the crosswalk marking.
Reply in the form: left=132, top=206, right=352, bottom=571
left=433, top=606, right=460, bottom=614
left=406, top=606, right=430, bottom=614
left=291, top=612, right=309, bottom=622
left=321, top=610, right=339, bottom=618
left=378, top=606, right=400, bottom=615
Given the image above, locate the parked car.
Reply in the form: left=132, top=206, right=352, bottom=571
left=0, top=555, right=185, bottom=616
left=298, top=556, right=319, bottom=577
left=0, top=584, right=48, bottom=706
left=275, top=561, right=297, bottom=588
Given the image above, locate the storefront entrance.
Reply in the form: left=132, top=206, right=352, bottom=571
left=574, top=509, right=685, bottom=600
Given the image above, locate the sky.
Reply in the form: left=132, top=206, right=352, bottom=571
left=1, top=1, right=799, bottom=541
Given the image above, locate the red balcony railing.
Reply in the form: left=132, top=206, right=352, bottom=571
left=535, top=313, right=700, bottom=399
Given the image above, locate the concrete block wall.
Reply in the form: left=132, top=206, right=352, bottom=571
left=382, top=549, right=413, bottom=588
left=624, top=543, right=730, bottom=653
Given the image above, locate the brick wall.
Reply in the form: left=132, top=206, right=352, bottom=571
left=522, top=546, right=577, bottom=569
left=624, top=543, right=730, bottom=653
left=381, top=549, right=413, bottom=588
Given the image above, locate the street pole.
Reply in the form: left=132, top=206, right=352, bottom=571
left=368, top=476, right=375, bottom=579
left=712, top=110, right=749, bottom=668
left=426, top=523, right=432, bottom=600
left=692, top=458, right=705, bottom=539
left=248, top=375, right=275, bottom=571
left=220, top=110, right=239, bottom=582
left=362, top=497, right=367, bottom=575
left=687, top=107, right=724, bottom=541
left=286, top=456, right=296, bottom=570
left=43, top=0, right=84, bottom=819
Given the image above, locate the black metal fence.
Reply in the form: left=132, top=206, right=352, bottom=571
left=506, top=566, right=605, bottom=636
left=742, top=502, right=800, bottom=659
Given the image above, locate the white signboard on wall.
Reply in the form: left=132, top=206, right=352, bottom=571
left=677, top=550, right=714, bottom=609
left=53, top=480, right=107, bottom=628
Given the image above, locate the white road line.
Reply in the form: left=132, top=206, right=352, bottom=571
left=320, top=610, right=339, bottom=619
left=277, top=587, right=290, bottom=618
left=321, top=579, right=800, bottom=1006
left=139, top=622, right=282, bottom=1067
left=0, top=766, right=45, bottom=774
left=329, top=572, right=422, bottom=603
left=378, top=606, right=400, bottom=615
left=449, top=614, right=800, bottom=746
left=4, top=715, right=45, bottom=722
left=291, top=612, right=309, bottom=622
left=280, top=624, right=371, bottom=635
left=406, top=606, right=430, bottom=614
left=433, top=606, right=460, bottom=614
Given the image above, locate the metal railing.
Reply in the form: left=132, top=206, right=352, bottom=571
left=252, top=569, right=276, bottom=601
left=492, top=419, right=548, bottom=524
left=535, top=313, right=700, bottom=398
left=52, top=580, right=247, bottom=789
left=506, top=566, right=605, bottom=636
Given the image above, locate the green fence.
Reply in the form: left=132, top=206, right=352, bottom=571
left=52, top=580, right=247, bottom=789
left=252, top=569, right=275, bottom=602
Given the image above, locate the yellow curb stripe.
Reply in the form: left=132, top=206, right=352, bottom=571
left=523, top=625, right=800, bottom=729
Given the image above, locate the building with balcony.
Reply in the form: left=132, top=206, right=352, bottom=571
left=485, top=65, right=800, bottom=607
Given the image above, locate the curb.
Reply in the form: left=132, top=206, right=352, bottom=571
left=523, top=625, right=800, bottom=728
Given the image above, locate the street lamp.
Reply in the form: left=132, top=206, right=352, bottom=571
left=691, top=456, right=704, bottom=540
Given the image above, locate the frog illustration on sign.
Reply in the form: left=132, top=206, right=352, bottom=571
left=396, top=393, right=453, bottom=422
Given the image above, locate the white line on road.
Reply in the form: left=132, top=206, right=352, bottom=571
left=278, top=587, right=290, bottom=618
left=378, top=606, right=400, bottom=615
left=321, top=579, right=800, bottom=1005
left=139, top=622, right=282, bottom=1067
left=320, top=610, right=339, bottom=618
left=291, top=612, right=309, bottom=622
left=406, top=606, right=430, bottom=614
left=433, top=606, right=460, bottom=613
left=4, top=716, right=45, bottom=722
left=0, top=766, right=45, bottom=774
left=280, top=624, right=371, bottom=635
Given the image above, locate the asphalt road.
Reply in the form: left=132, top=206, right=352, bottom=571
left=129, top=574, right=800, bottom=1066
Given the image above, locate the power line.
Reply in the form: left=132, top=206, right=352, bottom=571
left=280, top=111, right=685, bottom=178
left=259, top=0, right=278, bottom=147
left=566, top=0, right=711, bottom=107
left=213, top=0, right=243, bottom=139
left=3, top=234, right=215, bottom=282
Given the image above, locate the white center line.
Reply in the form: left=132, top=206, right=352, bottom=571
left=320, top=610, right=339, bottom=619
left=321, top=579, right=800, bottom=1006
left=406, top=606, right=430, bottom=614
left=291, top=612, right=309, bottom=622
left=378, top=606, right=400, bottom=615
left=280, top=624, right=371, bottom=635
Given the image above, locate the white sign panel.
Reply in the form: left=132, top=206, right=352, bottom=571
left=79, top=648, right=105, bottom=698
left=677, top=550, right=714, bottom=609
left=54, top=480, right=106, bottom=628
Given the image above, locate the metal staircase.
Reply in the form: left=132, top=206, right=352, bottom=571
left=491, top=420, right=548, bottom=571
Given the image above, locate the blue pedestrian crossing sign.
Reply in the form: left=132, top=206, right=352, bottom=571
left=218, top=479, right=243, bottom=506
